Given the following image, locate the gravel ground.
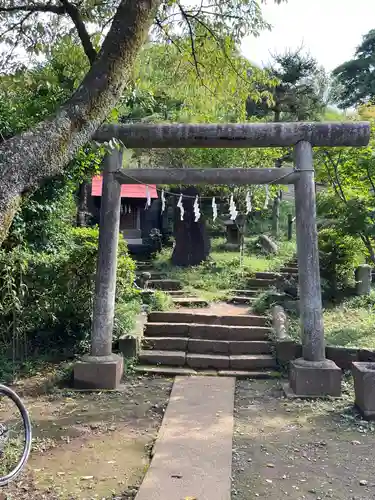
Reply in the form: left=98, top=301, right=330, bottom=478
left=232, top=378, right=375, bottom=500
left=2, top=373, right=172, bottom=500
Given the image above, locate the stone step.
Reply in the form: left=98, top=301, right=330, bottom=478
left=167, top=290, right=196, bottom=297
left=148, top=311, right=268, bottom=327
left=144, top=323, right=271, bottom=341
left=246, top=278, right=276, bottom=288
left=134, top=365, right=280, bottom=379
left=255, top=272, right=279, bottom=279
left=143, top=337, right=272, bottom=355
left=136, top=271, right=165, bottom=279
left=148, top=279, right=182, bottom=291
left=230, top=290, right=259, bottom=297
left=136, top=262, right=154, bottom=268
left=280, top=267, right=298, bottom=274
left=172, top=297, right=209, bottom=307
left=229, top=296, right=257, bottom=305
left=138, top=350, right=276, bottom=370
left=187, top=353, right=277, bottom=370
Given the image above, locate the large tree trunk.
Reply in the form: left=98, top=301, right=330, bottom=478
left=172, top=187, right=211, bottom=267
left=0, top=0, right=159, bottom=243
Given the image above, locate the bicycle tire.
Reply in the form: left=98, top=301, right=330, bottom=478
left=0, top=384, right=32, bottom=486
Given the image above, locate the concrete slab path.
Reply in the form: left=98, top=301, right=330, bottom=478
left=135, top=376, right=235, bottom=500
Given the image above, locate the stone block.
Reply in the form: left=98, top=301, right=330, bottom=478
left=275, top=339, right=301, bottom=365
left=119, top=336, right=140, bottom=358
left=74, top=353, right=123, bottom=390
left=355, top=264, right=372, bottom=296
left=358, top=349, right=375, bottom=363
left=352, top=362, right=375, bottom=419
left=186, top=354, right=230, bottom=369
left=287, top=358, right=342, bottom=397
left=325, top=346, right=358, bottom=370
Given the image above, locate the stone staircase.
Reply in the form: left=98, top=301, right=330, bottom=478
left=135, top=261, right=209, bottom=308
left=228, top=257, right=299, bottom=305
left=136, top=311, right=278, bottom=377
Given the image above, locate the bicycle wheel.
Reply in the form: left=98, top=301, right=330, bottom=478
left=0, top=384, right=32, bottom=486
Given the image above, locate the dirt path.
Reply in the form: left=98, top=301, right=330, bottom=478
left=233, top=378, right=375, bottom=499
left=3, top=373, right=172, bottom=500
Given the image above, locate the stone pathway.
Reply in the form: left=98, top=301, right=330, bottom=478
left=135, top=376, right=235, bottom=500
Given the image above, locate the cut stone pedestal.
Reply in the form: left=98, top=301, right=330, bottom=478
left=74, top=353, right=123, bottom=390
left=284, top=357, right=342, bottom=398
left=352, top=362, right=375, bottom=420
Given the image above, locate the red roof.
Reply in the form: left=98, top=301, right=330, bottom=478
left=91, top=176, right=158, bottom=199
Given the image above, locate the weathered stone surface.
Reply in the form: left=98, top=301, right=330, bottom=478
left=229, top=354, right=276, bottom=370
left=139, top=350, right=186, bottom=366
left=73, top=353, right=123, bottom=390
left=172, top=187, right=210, bottom=267
left=275, top=340, right=301, bottom=365
left=288, top=358, right=341, bottom=397
left=326, top=346, right=358, bottom=370
left=188, top=339, right=229, bottom=354
left=229, top=341, right=272, bottom=355
left=358, top=349, right=375, bottom=363
left=118, top=336, right=140, bottom=358
left=294, top=141, right=325, bottom=362
left=355, top=264, right=372, bottom=296
left=97, top=122, right=371, bottom=148
left=147, top=312, right=267, bottom=327
left=256, top=234, right=278, bottom=254
left=352, top=362, right=375, bottom=419
left=272, top=305, right=288, bottom=340
left=143, top=337, right=188, bottom=351
left=145, top=323, right=190, bottom=337
left=186, top=353, right=230, bottom=369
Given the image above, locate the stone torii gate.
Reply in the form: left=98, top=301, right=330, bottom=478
left=73, top=121, right=370, bottom=397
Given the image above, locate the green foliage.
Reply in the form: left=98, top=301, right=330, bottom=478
left=0, top=228, right=136, bottom=360
left=332, top=29, right=375, bottom=108
left=142, top=290, right=174, bottom=312
left=246, top=49, right=329, bottom=121
left=113, top=299, right=142, bottom=340
left=252, top=289, right=277, bottom=314
left=288, top=291, right=375, bottom=349
left=314, top=122, right=375, bottom=264
left=154, top=238, right=296, bottom=298
left=318, top=228, right=365, bottom=295
left=7, top=177, right=76, bottom=252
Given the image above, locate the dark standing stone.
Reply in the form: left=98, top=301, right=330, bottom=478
left=172, top=187, right=210, bottom=267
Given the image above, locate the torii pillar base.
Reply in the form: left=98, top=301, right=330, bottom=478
left=73, top=354, right=123, bottom=390
left=283, top=358, right=342, bottom=399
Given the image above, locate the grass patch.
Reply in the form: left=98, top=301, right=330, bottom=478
left=154, top=237, right=296, bottom=299
left=289, top=291, right=375, bottom=349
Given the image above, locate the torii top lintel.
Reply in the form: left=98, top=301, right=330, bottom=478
left=94, top=121, right=370, bottom=148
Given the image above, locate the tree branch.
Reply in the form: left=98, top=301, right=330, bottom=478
left=0, top=0, right=97, bottom=65
left=0, top=4, right=64, bottom=15
left=59, top=0, right=97, bottom=65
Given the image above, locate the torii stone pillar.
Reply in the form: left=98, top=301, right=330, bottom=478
left=74, top=149, right=124, bottom=389
left=288, top=141, right=341, bottom=397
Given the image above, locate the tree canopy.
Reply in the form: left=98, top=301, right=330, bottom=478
left=332, top=29, right=375, bottom=109
left=0, top=0, right=285, bottom=242
left=246, top=49, right=329, bottom=121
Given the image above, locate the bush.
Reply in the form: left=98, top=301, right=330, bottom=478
left=0, top=228, right=137, bottom=359
left=318, top=228, right=365, bottom=296
left=142, top=290, right=174, bottom=312
left=113, top=298, right=142, bottom=339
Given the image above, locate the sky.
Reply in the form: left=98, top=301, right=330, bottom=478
left=241, top=0, right=375, bottom=72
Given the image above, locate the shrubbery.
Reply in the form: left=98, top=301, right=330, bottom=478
left=318, top=228, right=365, bottom=296
left=0, top=226, right=138, bottom=361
